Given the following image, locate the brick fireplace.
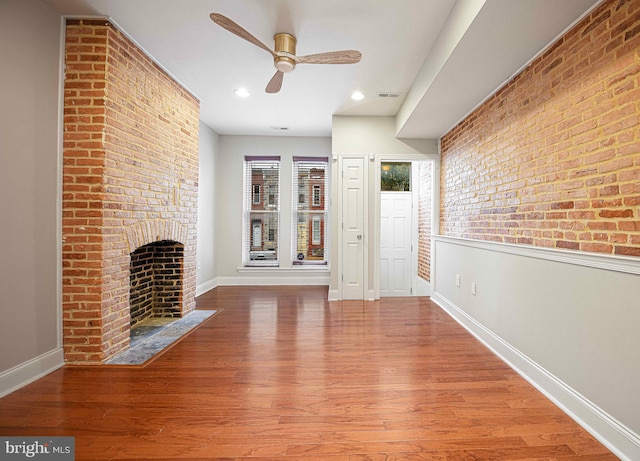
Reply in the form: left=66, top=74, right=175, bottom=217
left=129, top=241, right=184, bottom=327
left=62, top=19, right=200, bottom=364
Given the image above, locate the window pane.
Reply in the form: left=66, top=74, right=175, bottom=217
left=381, top=162, right=411, bottom=191
left=292, top=158, right=328, bottom=265
left=312, top=216, right=321, bottom=245
left=244, top=158, right=280, bottom=267
left=248, top=212, right=278, bottom=261
left=294, top=212, right=325, bottom=261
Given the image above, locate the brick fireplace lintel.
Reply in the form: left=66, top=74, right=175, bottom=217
left=125, top=220, right=189, bottom=253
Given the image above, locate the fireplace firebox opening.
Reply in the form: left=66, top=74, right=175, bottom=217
left=129, top=240, right=184, bottom=328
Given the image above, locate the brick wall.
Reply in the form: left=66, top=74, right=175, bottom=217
left=440, top=0, right=640, bottom=256
left=417, top=161, right=432, bottom=281
left=63, top=19, right=199, bottom=363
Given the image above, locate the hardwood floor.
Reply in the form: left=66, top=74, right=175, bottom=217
left=0, top=286, right=618, bottom=460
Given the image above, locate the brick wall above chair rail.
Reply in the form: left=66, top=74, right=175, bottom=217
left=440, top=0, right=640, bottom=257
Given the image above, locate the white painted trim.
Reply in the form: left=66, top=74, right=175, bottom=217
left=431, top=291, right=640, bottom=461
left=0, top=349, right=65, bottom=398
left=217, top=274, right=330, bottom=286
left=366, top=289, right=376, bottom=301
left=236, top=266, right=330, bottom=272
left=196, top=278, right=218, bottom=297
left=375, top=155, right=438, bottom=299
left=433, top=235, right=640, bottom=276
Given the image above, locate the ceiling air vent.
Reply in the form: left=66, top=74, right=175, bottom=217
left=270, top=126, right=289, bottom=131
left=377, top=92, right=402, bottom=98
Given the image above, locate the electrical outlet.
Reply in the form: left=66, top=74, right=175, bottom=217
left=471, top=282, right=477, bottom=296
left=455, top=274, right=461, bottom=287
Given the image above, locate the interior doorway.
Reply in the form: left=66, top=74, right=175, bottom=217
left=380, top=190, right=412, bottom=296
left=379, top=160, right=432, bottom=297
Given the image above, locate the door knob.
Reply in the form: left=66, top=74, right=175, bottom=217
left=357, top=234, right=362, bottom=240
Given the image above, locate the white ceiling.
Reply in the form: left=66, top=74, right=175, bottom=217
left=43, top=0, right=601, bottom=139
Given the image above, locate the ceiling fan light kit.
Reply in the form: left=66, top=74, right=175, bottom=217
left=274, top=33, right=297, bottom=73
left=210, top=12, right=362, bottom=93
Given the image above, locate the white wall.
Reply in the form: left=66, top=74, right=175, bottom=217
left=332, top=115, right=437, bottom=155
left=196, top=122, right=219, bottom=295
left=431, top=236, right=640, bottom=461
left=215, top=135, right=331, bottom=285
left=0, top=0, right=64, bottom=395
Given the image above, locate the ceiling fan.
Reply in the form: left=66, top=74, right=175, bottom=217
left=210, top=13, right=362, bottom=93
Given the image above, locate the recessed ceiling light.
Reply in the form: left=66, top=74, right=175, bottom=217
left=234, top=88, right=250, bottom=98
left=351, top=91, right=364, bottom=101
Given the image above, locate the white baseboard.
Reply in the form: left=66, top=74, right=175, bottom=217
left=196, top=277, right=218, bottom=296
left=0, top=348, right=65, bottom=398
left=431, top=291, right=640, bottom=461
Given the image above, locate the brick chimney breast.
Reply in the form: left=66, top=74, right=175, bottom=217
left=62, top=19, right=199, bottom=364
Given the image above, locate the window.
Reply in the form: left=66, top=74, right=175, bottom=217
left=292, top=157, right=328, bottom=265
left=312, top=216, right=321, bottom=245
left=243, top=156, right=280, bottom=266
left=381, top=162, right=411, bottom=191
left=312, top=185, right=321, bottom=207
left=252, top=220, right=262, bottom=248
left=268, top=185, right=276, bottom=206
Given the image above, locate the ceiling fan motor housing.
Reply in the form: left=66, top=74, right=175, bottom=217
left=274, top=33, right=296, bottom=72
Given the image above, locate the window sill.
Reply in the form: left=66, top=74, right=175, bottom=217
left=238, top=265, right=330, bottom=272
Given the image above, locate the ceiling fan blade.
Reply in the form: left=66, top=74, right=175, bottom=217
left=266, top=71, right=284, bottom=93
left=210, top=13, right=275, bottom=57
left=294, top=50, right=362, bottom=65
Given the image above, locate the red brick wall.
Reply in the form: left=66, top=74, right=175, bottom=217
left=63, top=19, right=200, bottom=363
left=440, top=0, right=640, bottom=256
left=418, top=161, right=432, bottom=281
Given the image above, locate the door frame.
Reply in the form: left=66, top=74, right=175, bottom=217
left=373, top=154, right=438, bottom=299
left=332, top=154, right=369, bottom=300
left=328, top=152, right=439, bottom=301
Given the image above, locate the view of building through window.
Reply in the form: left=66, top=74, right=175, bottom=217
left=243, top=157, right=280, bottom=266
left=292, top=157, right=329, bottom=265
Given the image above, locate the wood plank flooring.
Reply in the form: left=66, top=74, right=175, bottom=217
left=0, top=286, right=619, bottom=460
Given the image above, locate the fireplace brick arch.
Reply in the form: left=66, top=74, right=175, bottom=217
left=125, top=220, right=189, bottom=253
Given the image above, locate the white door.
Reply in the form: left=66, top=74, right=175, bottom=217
left=380, top=192, right=412, bottom=296
left=342, top=157, right=365, bottom=299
